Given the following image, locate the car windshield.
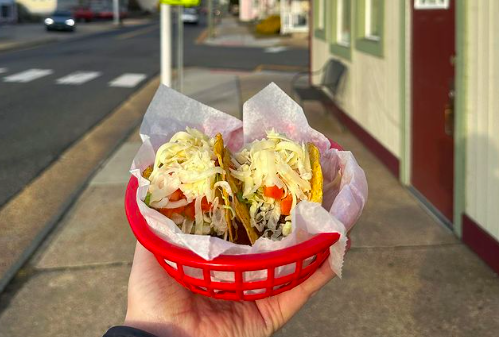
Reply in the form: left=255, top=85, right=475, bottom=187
left=53, top=11, right=72, bottom=17
left=184, top=8, right=197, bottom=14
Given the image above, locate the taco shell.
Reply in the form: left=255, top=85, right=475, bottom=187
left=222, top=147, right=261, bottom=245
left=308, top=142, right=323, bottom=203
left=214, top=134, right=235, bottom=242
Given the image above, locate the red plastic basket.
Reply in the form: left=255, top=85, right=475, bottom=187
left=124, top=140, right=343, bottom=301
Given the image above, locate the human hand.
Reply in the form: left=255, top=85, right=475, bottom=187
left=124, top=242, right=339, bottom=337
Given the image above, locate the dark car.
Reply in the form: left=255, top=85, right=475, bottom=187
left=44, top=11, right=76, bottom=32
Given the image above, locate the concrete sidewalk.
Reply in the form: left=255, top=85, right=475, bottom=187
left=0, top=68, right=498, bottom=336
left=0, top=18, right=154, bottom=53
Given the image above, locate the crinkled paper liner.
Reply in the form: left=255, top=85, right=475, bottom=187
left=130, top=83, right=368, bottom=282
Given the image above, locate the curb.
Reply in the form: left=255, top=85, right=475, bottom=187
left=0, top=75, right=160, bottom=294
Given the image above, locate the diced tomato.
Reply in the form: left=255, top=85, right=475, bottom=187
left=201, top=197, right=212, bottom=211
left=183, top=202, right=195, bottom=220
left=264, top=185, right=284, bottom=199
left=280, top=194, right=293, bottom=216
left=169, top=189, right=185, bottom=201
left=182, top=198, right=212, bottom=220
left=159, top=206, right=185, bottom=218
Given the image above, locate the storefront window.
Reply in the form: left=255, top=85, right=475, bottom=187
left=366, top=0, right=380, bottom=39
left=317, top=0, right=325, bottom=30
left=337, top=0, right=351, bottom=46
left=355, top=0, right=384, bottom=57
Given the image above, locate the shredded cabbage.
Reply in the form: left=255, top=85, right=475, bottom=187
left=231, top=129, right=313, bottom=239
left=146, top=128, right=230, bottom=238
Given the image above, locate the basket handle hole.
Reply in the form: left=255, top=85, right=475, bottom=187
left=243, top=269, right=268, bottom=282
left=210, top=271, right=235, bottom=283
left=163, top=259, right=178, bottom=270
left=243, top=289, right=266, bottom=296
left=183, top=266, right=204, bottom=279
left=274, top=262, right=297, bottom=277
left=302, top=255, right=318, bottom=268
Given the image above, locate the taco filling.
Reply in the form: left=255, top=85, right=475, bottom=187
left=230, top=130, right=323, bottom=242
left=142, top=128, right=235, bottom=241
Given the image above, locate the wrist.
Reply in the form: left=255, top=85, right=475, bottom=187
left=123, top=318, right=186, bottom=337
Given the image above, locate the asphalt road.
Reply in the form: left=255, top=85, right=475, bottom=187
left=0, top=16, right=308, bottom=208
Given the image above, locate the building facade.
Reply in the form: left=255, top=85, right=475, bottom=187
left=311, top=0, right=499, bottom=273
left=0, top=0, right=17, bottom=23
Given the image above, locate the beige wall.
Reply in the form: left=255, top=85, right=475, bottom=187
left=465, top=0, right=499, bottom=241
left=16, top=0, right=57, bottom=15
left=311, top=0, right=402, bottom=158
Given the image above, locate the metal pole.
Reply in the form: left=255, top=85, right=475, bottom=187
left=208, top=0, right=213, bottom=38
left=113, top=0, right=120, bottom=26
left=161, top=4, right=172, bottom=86
left=177, top=6, right=184, bottom=93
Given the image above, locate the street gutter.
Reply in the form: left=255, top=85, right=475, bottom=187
left=0, top=75, right=160, bottom=294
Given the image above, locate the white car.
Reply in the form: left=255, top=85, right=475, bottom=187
left=182, top=7, right=199, bottom=24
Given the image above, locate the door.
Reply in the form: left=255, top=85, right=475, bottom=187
left=411, top=0, right=455, bottom=223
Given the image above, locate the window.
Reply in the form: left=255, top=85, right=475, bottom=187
left=337, top=0, right=351, bottom=46
left=314, top=0, right=326, bottom=40
left=1, top=5, right=10, bottom=19
left=355, top=0, right=384, bottom=58
left=317, top=0, right=325, bottom=30
left=365, top=0, right=380, bottom=40
left=329, top=0, right=351, bottom=60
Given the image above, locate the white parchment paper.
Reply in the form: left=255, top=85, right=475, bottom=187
left=130, top=83, right=368, bottom=280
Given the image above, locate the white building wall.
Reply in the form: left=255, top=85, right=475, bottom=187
left=312, top=0, right=401, bottom=158
left=16, top=0, right=57, bottom=16
left=465, top=0, right=499, bottom=241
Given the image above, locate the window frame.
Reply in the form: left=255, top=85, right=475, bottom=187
left=313, top=0, right=326, bottom=40
left=329, top=0, right=352, bottom=61
left=355, top=0, right=384, bottom=58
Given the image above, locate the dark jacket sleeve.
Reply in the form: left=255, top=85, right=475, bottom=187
left=103, top=326, right=159, bottom=337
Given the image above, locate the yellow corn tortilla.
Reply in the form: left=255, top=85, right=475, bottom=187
left=222, top=147, right=261, bottom=245
left=214, top=134, right=235, bottom=242
left=307, top=142, right=323, bottom=203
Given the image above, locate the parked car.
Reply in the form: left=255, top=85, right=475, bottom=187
left=182, top=7, right=199, bottom=24
left=73, top=7, right=95, bottom=22
left=44, top=11, right=76, bottom=32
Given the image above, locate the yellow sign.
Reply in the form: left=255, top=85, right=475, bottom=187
left=160, top=0, right=200, bottom=6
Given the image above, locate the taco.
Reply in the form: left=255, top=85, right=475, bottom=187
left=228, top=130, right=323, bottom=244
left=141, top=128, right=235, bottom=242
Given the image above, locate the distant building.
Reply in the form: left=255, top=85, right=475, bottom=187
left=280, top=0, right=309, bottom=34
left=0, top=0, right=17, bottom=23
left=239, top=0, right=279, bottom=22
left=16, top=0, right=57, bottom=16
left=239, top=0, right=309, bottom=35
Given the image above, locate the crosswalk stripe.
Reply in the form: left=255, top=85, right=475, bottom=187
left=109, top=73, right=146, bottom=88
left=56, top=71, right=101, bottom=85
left=0, top=68, right=7, bottom=74
left=3, top=69, right=53, bottom=83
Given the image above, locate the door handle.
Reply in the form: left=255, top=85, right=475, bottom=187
left=444, top=88, right=455, bottom=136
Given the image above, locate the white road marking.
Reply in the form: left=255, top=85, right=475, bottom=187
left=264, top=46, right=289, bottom=53
left=3, top=69, right=53, bottom=83
left=56, top=71, right=101, bottom=85
left=109, top=73, right=147, bottom=88
left=0, top=68, right=7, bottom=74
